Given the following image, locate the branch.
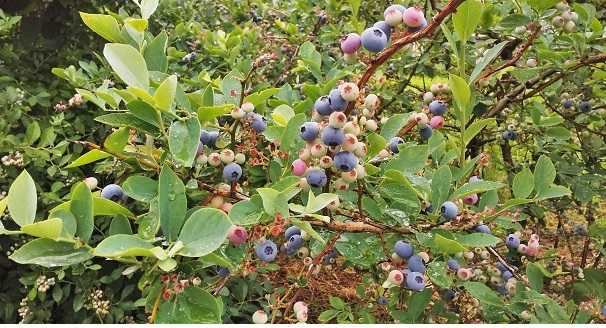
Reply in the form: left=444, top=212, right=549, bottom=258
left=485, top=52, right=606, bottom=117
left=344, top=0, right=466, bottom=115
left=475, top=23, right=541, bottom=83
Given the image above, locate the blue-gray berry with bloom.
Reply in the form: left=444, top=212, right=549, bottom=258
left=389, top=137, right=404, bottom=153
left=333, top=151, right=357, bottom=172
left=394, top=240, right=414, bottom=259
left=284, top=226, right=301, bottom=240
left=255, top=239, right=278, bottom=262
left=321, top=127, right=345, bottom=146
left=299, top=122, right=320, bottom=141
left=306, top=169, right=327, bottom=188
left=314, top=96, right=333, bottom=116
left=505, top=234, right=520, bottom=249
left=441, top=201, right=458, bottom=220
left=101, top=184, right=125, bottom=202
left=406, top=271, right=425, bottom=291
left=408, top=255, right=426, bottom=273
left=361, top=27, right=388, bottom=52
left=223, top=163, right=243, bottom=182
left=328, top=88, right=348, bottom=112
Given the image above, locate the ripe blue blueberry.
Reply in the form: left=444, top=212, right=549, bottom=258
left=373, top=21, right=392, bottom=40
left=505, top=234, right=520, bottom=249
left=394, top=240, right=414, bottom=259
left=419, top=126, right=433, bottom=140
left=361, top=27, right=388, bottom=53
left=407, top=255, right=426, bottom=273
left=314, top=96, right=333, bottom=116
left=441, top=288, right=456, bottom=301
left=216, top=267, right=230, bottom=277
left=223, top=163, right=243, bottom=182
left=329, top=88, right=348, bottom=112
left=406, top=271, right=425, bottom=291
left=287, top=234, right=304, bottom=250
left=441, top=201, right=459, bottom=220
left=389, top=137, right=404, bottom=153
left=251, top=114, right=267, bottom=132
left=255, top=239, right=278, bottom=262
left=321, top=127, right=345, bottom=146
left=562, top=99, right=573, bottom=109
left=299, top=122, right=320, bottom=141
left=496, top=285, right=508, bottom=296
left=502, top=270, right=513, bottom=281
left=377, top=296, right=388, bottom=305
left=495, top=262, right=508, bottom=272
left=306, top=169, right=327, bottom=188
left=285, top=226, right=301, bottom=240
left=602, top=304, right=606, bottom=317
left=333, top=151, right=357, bottom=172
left=200, top=130, right=220, bottom=147
left=428, top=100, right=448, bottom=116
left=447, top=258, right=460, bottom=271
left=578, top=100, right=591, bottom=113
left=323, top=249, right=338, bottom=264
left=101, top=184, right=125, bottom=202
left=502, top=130, right=517, bottom=140
left=475, top=224, right=491, bottom=234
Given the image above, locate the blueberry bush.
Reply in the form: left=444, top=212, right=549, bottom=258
left=1, top=0, right=606, bottom=324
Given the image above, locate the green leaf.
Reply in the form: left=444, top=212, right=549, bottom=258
left=380, top=114, right=409, bottom=140
left=94, top=234, right=157, bottom=257
left=289, top=218, right=325, bottom=244
left=9, top=238, right=92, bottom=267
left=159, top=165, right=187, bottom=241
left=197, top=104, right=234, bottom=122
left=449, top=74, right=471, bottom=127
left=79, top=12, right=123, bottom=42
left=168, top=117, right=201, bottom=167
left=156, top=287, right=222, bottom=323
left=536, top=185, right=571, bottom=200
left=257, top=188, right=289, bottom=218
left=177, top=208, right=233, bottom=257
left=70, top=182, right=94, bottom=243
left=545, top=127, right=570, bottom=140
left=298, top=41, right=322, bottom=80
left=48, top=208, right=77, bottom=237
left=20, top=218, right=64, bottom=240
left=92, top=197, right=134, bottom=218
left=144, top=31, right=168, bottom=72
left=318, top=309, right=339, bottom=323
left=434, top=234, right=466, bottom=254
left=430, top=166, right=452, bottom=211
left=452, top=0, right=483, bottom=42
left=108, top=215, right=132, bottom=235
left=65, top=149, right=111, bottom=168
left=280, top=113, right=306, bottom=152
left=533, top=155, right=556, bottom=196
left=221, top=73, right=242, bottom=105
left=463, top=118, right=496, bottom=146
left=104, top=127, right=130, bottom=154
left=384, top=145, right=429, bottom=174
left=154, top=75, right=177, bottom=112
left=469, top=42, right=508, bottom=83
left=122, top=175, right=157, bottom=202
left=271, top=104, right=294, bottom=127
left=462, top=281, right=504, bottom=307
left=528, top=0, right=560, bottom=12
left=96, top=113, right=160, bottom=136
left=457, top=233, right=502, bottom=247
left=228, top=197, right=263, bottom=226
left=305, top=191, right=338, bottom=214
left=450, top=180, right=505, bottom=200
left=127, top=100, right=161, bottom=127
left=7, top=170, right=37, bottom=227
left=140, top=0, right=159, bottom=19
left=367, top=132, right=387, bottom=159
left=406, top=289, right=432, bottom=322
left=427, top=261, right=453, bottom=288
left=527, top=262, right=545, bottom=291
left=103, top=43, right=149, bottom=90
left=329, top=296, right=346, bottom=310
left=512, top=167, right=534, bottom=199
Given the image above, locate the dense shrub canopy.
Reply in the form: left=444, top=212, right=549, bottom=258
left=0, top=0, right=605, bottom=324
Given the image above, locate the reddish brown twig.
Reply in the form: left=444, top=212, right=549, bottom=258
left=475, top=23, right=541, bottom=83
left=344, top=0, right=466, bottom=115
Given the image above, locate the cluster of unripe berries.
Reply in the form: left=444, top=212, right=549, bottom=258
left=35, top=275, right=56, bottom=293
left=252, top=301, right=308, bottom=323
left=54, top=93, right=84, bottom=111
left=1, top=151, right=24, bottom=167
left=293, top=82, right=369, bottom=192
left=384, top=240, right=428, bottom=291
left=505, top=232, right=541, bottom=257
left=230, top=102, right=267, bottom=133
left=340, top=4, right=427, bottom=61
left=86, top=288, right=111, bottom=316
left=196, top=129, right=247, bottom=184
left=551, top=2, right=579, bottom=33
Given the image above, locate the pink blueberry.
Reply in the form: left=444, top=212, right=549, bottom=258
left=228, top=226, right=248, bottom=246
left=430, top=116, right=444, bottom=129
left=340, top=33, right=362, bottom=54
left=463, top=194, right=478, bottom=205
left=292, top=159, right=308, bottom=176
left=402, top=7, right=425, bottom=27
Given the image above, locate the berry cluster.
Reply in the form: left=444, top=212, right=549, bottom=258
left=551, top=2, right=579, bottom=33
left=54, top=93, right=84, bottom=111
left=384, top=240, right=427, bottom=291
left=35, top=275, right=56, bottom=293
left=295, top=82, right=368, bottom=193
left=505, top=232, right=541, bottom=257
left=1, top=151, right=24, bottom=167
left=340, top=4, right=427, bottom=61
left=85, top=288, right=111, bottom=316
left=560, top=93, right=592, bottom=113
